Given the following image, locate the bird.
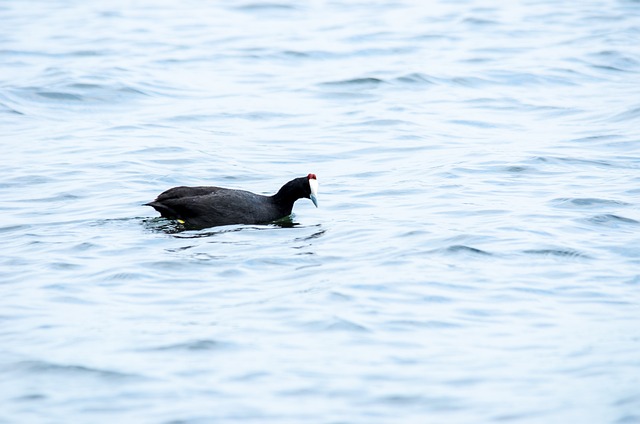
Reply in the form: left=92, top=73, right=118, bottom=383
left=145, top=174, right=318, bottom=229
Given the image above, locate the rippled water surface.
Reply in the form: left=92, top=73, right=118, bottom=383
left=2, top=1, right=640, bottom=423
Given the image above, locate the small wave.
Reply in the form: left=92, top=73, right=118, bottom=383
left=234, top=3, right=298, bottom=12
left=609, top=105, right=640, bottom=123
left=550, top=197, right=630, bottom=209
left=394, top=73, right=435, bottom=85
left=522, top=248, right=590, bottom=259
left=269, top=49, right=338, bottom=61
left=68, top=50, right=104, bottom=57
left=586, top=214, right=640, bottom=227
left=531, top=156, right=616, bottom=169
left=304, top=317, right=370, bottom=333
left=37, top=91, right=83, bottom=101
left=592, top=64, right=629, bottom=73
left=387, top=319, right=461, bottom=330
left=146, top=339, right=234, bottom=352
left=351, top=46, right=416, bottom=57
left=448, top=119, right=496, bottom=128
left=0, top=174, right=53, bottom=188
left=280, top=50, right=313, bottom=58
left=227, top=111, right=300, bottom=121
left=504, top=165, right=531, bottom=173
left=450, top=72, right=575, bottom=88
left=356, top=119, right=412, bottom=127
left=28, top=193, right=82, bottom=203
left=293, top=228, right=326, bottom=242
left=11, top=360, right=141, bottom=380
left=0, top=101, right=25, bottom=115
left=444, top=245, right=492, bottom=256
left=66, top=83, right=103, bottom=90
left=319, top=77, right=386, bottom=88
left=486, top=70, right=577, bottom=87
left=12, top=393, right=47, bottom=402
left=100, top=271, right=150, bottom=281
left=568, top=134, right=623, bottom=143
left=462, top=17, right=499, bottom=26
left=422, top=295, right=454, bottom=303
left=0, top=224, right=30, bottom=234
left=450, top=76, right=492, bottom=87
left=314, top=91, right=375, bottom=100
left=509, top=286, right=556, bottom=296
left=5, top=82, right=151, bottom=110
left=412, top=33, right=459, bottom=42
left=582, top=50, right=640, bottom=75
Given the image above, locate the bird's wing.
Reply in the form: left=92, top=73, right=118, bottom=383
left=153, top=186, right=226, bottom=202
left=150, top=189, right=268, bottom=225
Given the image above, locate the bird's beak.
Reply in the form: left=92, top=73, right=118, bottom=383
left=309, top=178, right=318, bottom=207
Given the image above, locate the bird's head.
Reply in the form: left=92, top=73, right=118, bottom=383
left=307, top=173, right=318, bottom=207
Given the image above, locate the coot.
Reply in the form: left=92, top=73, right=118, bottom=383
left=145, top=174, right=318, bottom=228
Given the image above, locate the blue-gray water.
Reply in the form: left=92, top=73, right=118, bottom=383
left=2, top=1, right=640, bottom=423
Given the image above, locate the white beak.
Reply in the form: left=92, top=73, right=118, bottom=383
left=309, top=178, right=318, bottom=207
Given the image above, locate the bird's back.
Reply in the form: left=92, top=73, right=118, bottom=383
left=146, top=185, right=282, bottom=228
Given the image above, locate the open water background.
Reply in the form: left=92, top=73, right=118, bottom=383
left=2, top=1, right=640, bottom=423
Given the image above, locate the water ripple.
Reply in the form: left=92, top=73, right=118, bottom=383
left=6, top=361, right=144, bottom=381
left=522, top=248, right=591, bottom=259
left=550, top=198, right=631, bottom=209
left=586, top=214, right=640, bottom=227
left=2, top=0, right=640, bottom=423
left=435, top=245, right=492, bottom=256
left=145, top=339, right=236, bottom=352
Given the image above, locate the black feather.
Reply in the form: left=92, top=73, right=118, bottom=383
left=145, top=176, right=315, bottom=229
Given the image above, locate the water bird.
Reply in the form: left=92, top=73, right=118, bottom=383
left=145, top=174, right=318, bottom=228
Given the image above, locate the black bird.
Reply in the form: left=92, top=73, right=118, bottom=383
left=145, top=174, right=318, bottom=228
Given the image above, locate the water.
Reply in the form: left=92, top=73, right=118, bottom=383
left=2, top=0, right=640, bottom=422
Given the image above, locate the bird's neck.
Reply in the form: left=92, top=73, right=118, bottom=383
left=271, top=179, right=303, bottom=214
